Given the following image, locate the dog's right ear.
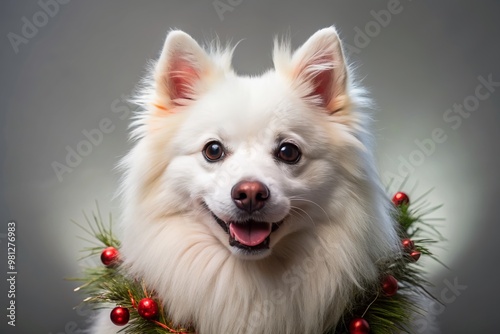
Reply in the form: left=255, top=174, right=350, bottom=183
left=154, top=31, right=214, bottom=107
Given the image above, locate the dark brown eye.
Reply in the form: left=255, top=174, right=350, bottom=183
left=203, top=141, right=225, bottom=162
left=277, top=142, right=301, bottom=164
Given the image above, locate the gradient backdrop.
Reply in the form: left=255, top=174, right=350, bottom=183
left=1, top=1, right=499, bottom=333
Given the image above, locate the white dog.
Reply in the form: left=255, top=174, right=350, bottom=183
left=93, top=26, right=401, bottom=334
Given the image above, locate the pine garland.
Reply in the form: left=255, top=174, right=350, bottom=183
left=72, top=192, right=443, bottom=334
left=331, top=191, right=445, bottom=334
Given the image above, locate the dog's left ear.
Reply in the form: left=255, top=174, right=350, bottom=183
left=287, top=27, right=348, bottom=113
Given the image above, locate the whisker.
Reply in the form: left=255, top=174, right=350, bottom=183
left=288, top=196, right=333, bottom=225
left=290, top=206, right=316, bottom=226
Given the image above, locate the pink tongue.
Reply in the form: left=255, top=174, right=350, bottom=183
left=229, top=221, right=272, bottom=247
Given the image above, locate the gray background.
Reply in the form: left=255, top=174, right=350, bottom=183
left=1, top=0, right=499, bottom=333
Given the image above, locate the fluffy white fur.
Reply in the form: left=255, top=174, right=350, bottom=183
left=93, top=27, right=400, bottom=334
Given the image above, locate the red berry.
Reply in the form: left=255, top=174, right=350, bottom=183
left=349, top=318, right=370, bottom=334
left=138, top=298, right=159, bottom=320
left=392, top=192, right=410, bottom=206
left=410, top=250, right=421, bottom=262
left=110, top=306, right=129, bottom=326
left=382, top=275, right=398, bottom=297
left=402, top=238, right=415, bottom=252
left=101, top=246, right=120, bottom=267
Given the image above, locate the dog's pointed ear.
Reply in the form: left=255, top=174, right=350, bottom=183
left=289, top=27, right=348, bottom=113
left=154, top=30, right=214, bottom=106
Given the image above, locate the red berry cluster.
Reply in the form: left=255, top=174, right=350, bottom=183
left=393, top=192, right=421, bottom=262
left=109, top=297, right=159, bottom=326
left=349, top=192, right=422, bottom=334
left=101, top=247, right=159, bottom=327
left=402, top=237, right=421, bottom=262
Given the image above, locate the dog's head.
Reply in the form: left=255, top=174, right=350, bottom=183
left=123, top=28, right=385, bottom=261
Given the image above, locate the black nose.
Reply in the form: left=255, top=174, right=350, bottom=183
left=231, top=181, right=270, bottom=214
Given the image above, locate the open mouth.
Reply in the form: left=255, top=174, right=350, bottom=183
left=211, top=212, right=282, bottom=252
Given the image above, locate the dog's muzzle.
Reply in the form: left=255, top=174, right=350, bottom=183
left=211, top=213, right=282, bottom=252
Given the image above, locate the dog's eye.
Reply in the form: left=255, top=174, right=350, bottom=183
left=203, top=141, right=225, bottom=162
left=276, top=143, right=301, bottom=164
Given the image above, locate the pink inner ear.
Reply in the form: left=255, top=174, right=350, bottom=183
left=311, top=69, right=333, bottom=107
left=168, top=59, right=200, bottom=101
left=300, top=53, right=335, bottom=108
